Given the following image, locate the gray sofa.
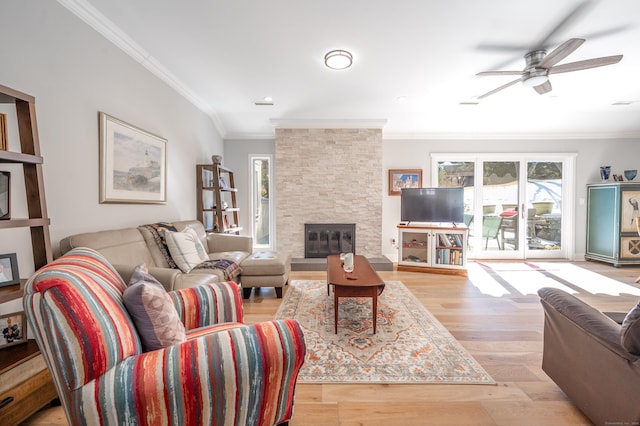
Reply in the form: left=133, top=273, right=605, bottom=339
left=60, top=220, right=290, bottom=297
left=538, top=287, right=640, bottom=425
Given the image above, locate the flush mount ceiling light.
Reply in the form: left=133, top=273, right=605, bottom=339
left=324, top=50, right=353, bottom=70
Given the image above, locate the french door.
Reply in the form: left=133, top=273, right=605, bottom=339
left=432, top=153, right=575, bottom=260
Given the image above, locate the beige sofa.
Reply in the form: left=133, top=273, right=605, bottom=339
left=60, top=220, right=290, bottom=297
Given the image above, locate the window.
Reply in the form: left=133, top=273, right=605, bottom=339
left=250, top=155, right=273, bottom=249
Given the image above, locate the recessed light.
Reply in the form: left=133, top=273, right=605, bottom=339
left=612, top=101, right=634, bottom=106
left=396, top=96, right=408, bottom=102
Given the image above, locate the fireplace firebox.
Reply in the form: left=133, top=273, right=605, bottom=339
left=304, top=223, right=355, bottom=258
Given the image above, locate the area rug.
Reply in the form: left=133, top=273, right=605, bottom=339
left=276, top=280, right=495, bottom=384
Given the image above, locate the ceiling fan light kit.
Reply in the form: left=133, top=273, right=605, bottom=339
left=324, top=49, right=353, bottom=70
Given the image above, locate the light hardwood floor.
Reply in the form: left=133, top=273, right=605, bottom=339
left=23, top=261, right=640, bottom=426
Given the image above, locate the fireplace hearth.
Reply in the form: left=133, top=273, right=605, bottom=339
left=304, top=223, right=355, bottom=258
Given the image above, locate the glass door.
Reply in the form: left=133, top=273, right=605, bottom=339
left=434, top=154, right=575, bottom=260
left=525, top=161, right=564, bottom=257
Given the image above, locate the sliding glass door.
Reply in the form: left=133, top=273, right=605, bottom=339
left=434, top=154, right=575, bottom=260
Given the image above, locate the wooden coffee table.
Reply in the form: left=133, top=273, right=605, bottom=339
left=327, top=254, right=385, bottom=334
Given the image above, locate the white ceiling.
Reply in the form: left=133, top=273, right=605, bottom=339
left=62, top=0, right=640, bottom=139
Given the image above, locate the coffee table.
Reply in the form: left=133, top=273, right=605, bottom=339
left=326, top=254, right=385, bottom=334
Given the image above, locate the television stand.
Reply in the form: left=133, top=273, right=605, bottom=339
left=397, top=223, right=468, bottom=276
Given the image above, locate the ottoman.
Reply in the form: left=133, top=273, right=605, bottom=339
left=240, top=251, right=291, bottom=298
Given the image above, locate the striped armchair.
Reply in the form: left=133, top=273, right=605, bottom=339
left=23, top=247, right=305, bottom=426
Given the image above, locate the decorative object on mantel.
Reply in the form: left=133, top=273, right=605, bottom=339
left=600, top=165, right=612, bottom=182
left=99, top=112, right=167, bottom=204
left=0, top=311, right=27, bottom=350
left=211, top=154, right=222, bottom=164
left=0, top=252, right=19, bottom=287
left=0, top=171, right=9, bottom=219
left=625, top=170, right=638, bottom=181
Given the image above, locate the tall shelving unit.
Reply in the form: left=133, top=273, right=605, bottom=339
left=196, top=163, right=242, bottom=234
left=0, top=84, right=57, bottom=425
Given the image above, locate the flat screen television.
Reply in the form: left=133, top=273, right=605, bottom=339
left=400, top=187, right=464, bottom=224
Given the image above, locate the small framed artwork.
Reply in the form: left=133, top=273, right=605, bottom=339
left=99, top=112, right=167, bottom=204
left=0, top=253, right=19, bottom=287
left=0, top=113, right=7, bottom=150
left=388, top=169, right=422, bottom=196
left=0, top=311, right=27, bottom=349
left=0, top=171, right=9, bottom=219
left=621, top=190, right=640, bottom=233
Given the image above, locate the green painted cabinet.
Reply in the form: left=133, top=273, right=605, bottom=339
left=585, top=182, right=640, bottom=266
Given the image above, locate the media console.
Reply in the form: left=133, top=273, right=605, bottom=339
left=397, top=223, right=468, bottom=276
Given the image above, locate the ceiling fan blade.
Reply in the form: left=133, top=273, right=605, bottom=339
left=549, top=54, right=623, bottom=74
left=533, top=0, right=594, bottom=49
left=534, top=81, right=553, bottom=95
left=537, top=38, right=585, bottom=69
left=476, top=70, right=522, bottom=77
left=477, top=78, right=522, bottom=100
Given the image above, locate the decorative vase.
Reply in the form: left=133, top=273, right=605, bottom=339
left=600, top=166, right=611, bottom=182
left=624, top=169, right=637, bottom=181
left=211, top=154, right=222, bottom=164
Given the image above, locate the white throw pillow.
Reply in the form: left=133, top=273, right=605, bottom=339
left=164, top=228, right=208, bottom=272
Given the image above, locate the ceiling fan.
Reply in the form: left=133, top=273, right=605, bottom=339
left=474, top=0, right=625, bottom=99
left=475, top=38, right=623, bottom=99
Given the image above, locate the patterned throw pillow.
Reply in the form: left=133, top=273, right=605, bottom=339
left=123, top=264, right=186, bottom=351
left=164, top=228, right=209, bottom=273
left=621, top=300, right=640, bottom=355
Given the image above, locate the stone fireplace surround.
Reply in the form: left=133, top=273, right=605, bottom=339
left=275, top=128, right=383, bottom=260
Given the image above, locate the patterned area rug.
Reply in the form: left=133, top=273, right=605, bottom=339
left=276, top=280, right=495, bottom=384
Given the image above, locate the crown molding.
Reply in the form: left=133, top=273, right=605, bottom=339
left=381, top=131, right=640, bottom=141
left=270, top=118, right=388, bottom=129
left=57, top=0, right=226, bottom=138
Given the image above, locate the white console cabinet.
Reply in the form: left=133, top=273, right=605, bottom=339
left=397, top=223, right=468, bottom=276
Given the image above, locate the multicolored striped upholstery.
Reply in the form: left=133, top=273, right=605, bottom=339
left=24, top=247, right=306, bottom=426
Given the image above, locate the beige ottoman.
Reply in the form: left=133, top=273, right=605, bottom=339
left=240, top=251, right=291, bottom=298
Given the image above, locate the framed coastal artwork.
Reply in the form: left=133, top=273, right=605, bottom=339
left=388, top=169, right=422, bottom=196
left=99, top=112, right=167, bottom=204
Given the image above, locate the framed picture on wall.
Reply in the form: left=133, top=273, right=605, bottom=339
left=99, top=112, right=167, bottom=204
left=0, top=253, right=19, bottom=287
left=388, top=169, right=422, bottom=196
left=0, top=311, right=27, bottom=349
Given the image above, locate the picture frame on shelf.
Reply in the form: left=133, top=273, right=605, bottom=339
left=0, top=113, right=7, bottom=150
left=0, top=253, right=19, bottom=287
left=0, top=311, right=27, bottom=350
left=0, top=171, right=9, bottom=219
left=388, top=169, right=422, bottom=196
left=99, top=112, right=167, bottom=204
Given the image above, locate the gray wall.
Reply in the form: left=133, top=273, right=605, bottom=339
left=0, top=2, right=222, bottom=278
left=226, top=137, right=640, bottom=260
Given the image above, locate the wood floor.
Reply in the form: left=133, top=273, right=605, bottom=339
left=23, top=260, right=640, bottom=426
